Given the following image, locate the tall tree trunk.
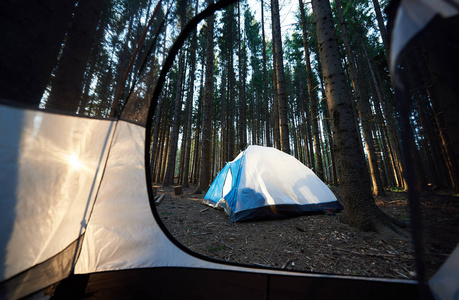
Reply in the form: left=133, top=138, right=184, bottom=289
left=320, top=75, right=338, bottom=185
left=298, top=84, right=310, bottom=167
left=154, top=119, right=167, bottom=183
left=0, top=0, right=78, bottom=106
left=46, top=0, right=104, bottom=112
left=151, top=88, right=167, bottom=182
left=374, top=102, right=396, bottom=187
left=220, top=64, right=228, bottom=165
left=195, top=2, right=215, bottom=194
left=151, top=26, right=170, bottom=182
left=193, top=60, right=205, bottom=185
left=371, top=0, right=390, bottom=58
left=238, top=2, right=247, bottom=152
left=227, top=6, right=236, bottom=159
left=261, top=0, right=271, bottom=147
left=159, top=124, right=171, bottom=183
left=299, top=0, right=324, bottom=179
left=271, top=0, right=290, bottom=154
left=378, top=83, right=407, bottom=189
left=272, top=68, right=281, bottom=150
left=312, top=0, right=404, bottom=236
left=163, top=49, right=185, bottom=186
left=334, top=0, right=386, bottom=196
left=419, top=20, right=459, bottom=191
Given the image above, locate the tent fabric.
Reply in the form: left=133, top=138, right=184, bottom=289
left=74, top=121, right=221, bottom=274
left=429, top=244, right=459, bottom=300
left=390, top=0, right=459, bottom=70
left=204, top=145, right=343, bottom=222
left=0, top=237, right=83, bottom=300
left=0, top=105, right=114, bottom=281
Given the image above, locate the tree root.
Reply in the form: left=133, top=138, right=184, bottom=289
left=339, top=205, right=410, bottom=241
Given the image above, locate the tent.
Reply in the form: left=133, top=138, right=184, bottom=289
left=204, top=145, right=343, bottom=222
left=0, top=0, right=457, bottom=299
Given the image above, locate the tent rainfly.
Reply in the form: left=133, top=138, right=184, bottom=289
left=204, top=145, right=343, bottom=222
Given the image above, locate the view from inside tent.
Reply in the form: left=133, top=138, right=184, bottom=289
left=149, top=0, right=459, bottom=282
left=1, top=0, right=458, bottom=298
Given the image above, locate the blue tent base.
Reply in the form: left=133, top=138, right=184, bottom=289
left=230, top=201, right=344, bottom=222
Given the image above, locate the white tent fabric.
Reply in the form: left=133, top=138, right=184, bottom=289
left=238, top=145, right=336, bottom=208
left=74, top=121, right=219, bottom=273
left=429, top=245, right=459, bottom=300
left=0, top=105, right=114, bottom=280
left=390, top=0, right=459, bottom=71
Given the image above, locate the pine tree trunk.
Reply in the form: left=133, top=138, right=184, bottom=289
left=334, top=1, right=386, bottom=196
left=163, top=49, right=185, bottom=186
left=272, top=69, right=281, bottom=150
left=419, top=20, right=459, bottom=191
left=312, top=0, right=404, bottom=236
left=0, top=0, right=78, bottom=106
left=371, top=91, right=397, bottom=187
left=379, top=88, right=407, bottom=189
left=220, top=64, right=228, bottom=165
left=227, top=6, right=236, bottom=159
left=271, top=0, right=290, bottom=154
left=195, top=3, right=215, bottom=194
left=261, top=0, right=271, bottom=147
left=46, top=0, right=104, bottom=112
left=238, top=2, right=247, bottom=152
left=159, top=125, right=171, bottom=183
left=322, top=88, right=338, bottom=185
left=79, top=22, right=106, bottom=115
left=371, top=0, right=390, bottom=57
left=193, top=62, right=205, bottom=185
left=299, top=0, right=324, bottom=179
left=151, top=90, right=166, bottom=182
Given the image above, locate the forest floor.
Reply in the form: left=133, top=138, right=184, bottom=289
left=155, top=184, right=459, bottom=280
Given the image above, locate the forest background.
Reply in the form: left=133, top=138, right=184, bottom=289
left=36, top=0, right=459, bottom=239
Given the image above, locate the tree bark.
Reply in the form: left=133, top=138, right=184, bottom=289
left=0, top=0, right=77, bottom=106
left=319, top=74, right=338, bottom=185
left=192, top=58, right=205, bottom=185
left=195, top=3, right=215, bottom=194
left=272, top=65, right=281, bottom=150
left=238, top=2, right=247, bottom=152
left=371, top=0, right=390, bottom=58
left=419, top=17, right=459, bottom=191
left=261, top=0, right=271, bottom=147
left=181, top=37, right=196, bottom=188
left=271, top=0, right=290, bottom=154
left=334, top=0, right=386, bottom=196
left=299, top=0, right=324, bottom=179
left=46, top=0, right=104, bottom=113
left=312, top=0, right=404, bottom=236
left=163, top=49, right=185, bottom=186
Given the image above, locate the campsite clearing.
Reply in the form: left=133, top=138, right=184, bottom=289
left=156, top=185, right=459, bottom=280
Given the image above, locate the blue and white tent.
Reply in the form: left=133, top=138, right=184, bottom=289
left=204, top=145, right=343, bottom=222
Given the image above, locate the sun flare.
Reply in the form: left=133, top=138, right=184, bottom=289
left=67, top=153, right=83, bottom=170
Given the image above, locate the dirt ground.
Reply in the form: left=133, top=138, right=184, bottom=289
left=155, top=184, right=459, bottom=280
